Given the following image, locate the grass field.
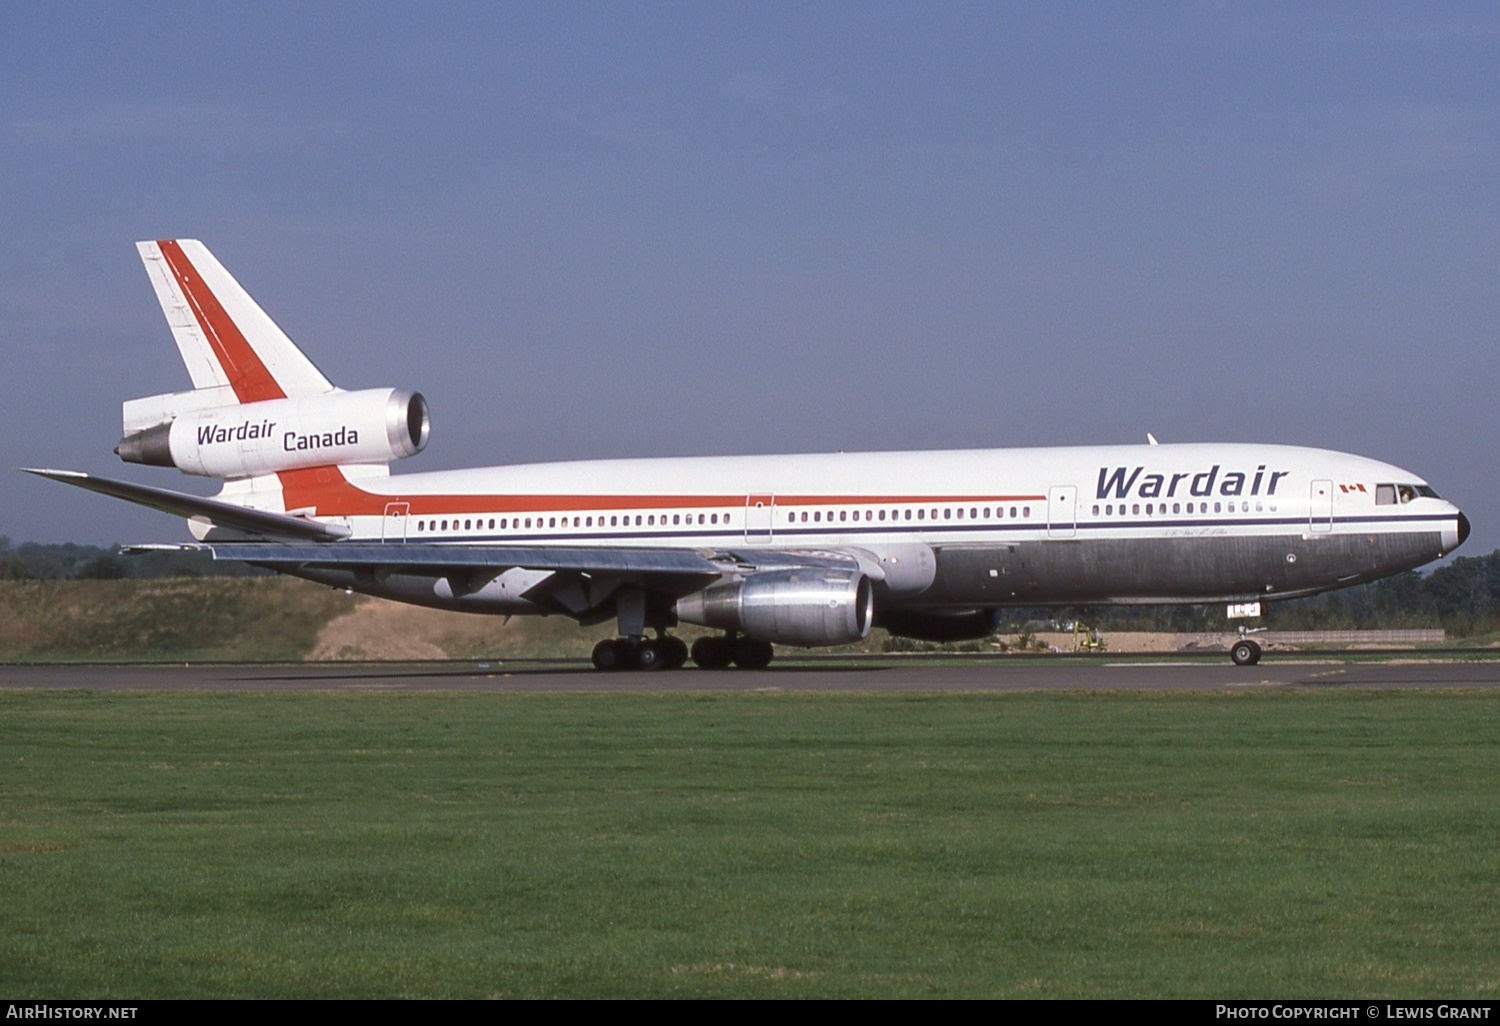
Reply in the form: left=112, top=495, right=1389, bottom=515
left=4, top=688, right=1499, bottom=998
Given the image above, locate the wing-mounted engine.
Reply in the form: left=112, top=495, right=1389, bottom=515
left=116, top=387, right=429, bottom=478
left=675, top=568, right=874, bottom=647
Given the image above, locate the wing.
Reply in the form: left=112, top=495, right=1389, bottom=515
left=30, top=468, right=875, bottom=621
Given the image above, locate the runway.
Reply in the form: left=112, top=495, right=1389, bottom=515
left=3, top=657, right=1500, bottom=692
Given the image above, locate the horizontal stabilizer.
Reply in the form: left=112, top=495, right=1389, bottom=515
left=22, top=469, right=350, bottom=542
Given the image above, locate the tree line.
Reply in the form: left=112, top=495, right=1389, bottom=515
left=0, top=538, right=262, bottom=580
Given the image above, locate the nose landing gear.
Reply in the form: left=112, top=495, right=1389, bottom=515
left=1230, top=638, right=1262, bottom=666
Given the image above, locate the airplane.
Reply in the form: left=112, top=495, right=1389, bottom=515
left=28, top=240, right=1470, bottom=670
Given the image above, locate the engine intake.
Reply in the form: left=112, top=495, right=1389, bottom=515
left=117, top=388, right=429, bottom=478
left=675, top=569, right=874, bottom=647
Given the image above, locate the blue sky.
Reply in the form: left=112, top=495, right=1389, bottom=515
left=3, top=2, right=1497, bottom=554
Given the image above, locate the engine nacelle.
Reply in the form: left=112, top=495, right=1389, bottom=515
left=675, top=569, right=874, bottom=647
left=117, top=388, right=429, bottom=478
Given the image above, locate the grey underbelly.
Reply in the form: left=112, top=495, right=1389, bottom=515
left=919, top=531, right=1445, bottom=606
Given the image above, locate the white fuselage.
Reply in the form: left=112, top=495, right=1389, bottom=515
left=279, top=442, right=1461, bottom=556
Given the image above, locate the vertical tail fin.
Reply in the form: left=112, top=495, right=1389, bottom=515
left=136, top=240, right=334, bottom=402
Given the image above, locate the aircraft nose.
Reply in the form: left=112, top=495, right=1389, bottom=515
left=1458, top=511, right=1471, bottom=547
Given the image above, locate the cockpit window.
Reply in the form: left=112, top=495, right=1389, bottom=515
left=1376, top=483, right=1437, bottom=505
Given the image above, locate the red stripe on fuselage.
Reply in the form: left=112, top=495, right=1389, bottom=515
left=156, top=240, right=286, bottom=404
left=272, top=468, right=1046, bottom=519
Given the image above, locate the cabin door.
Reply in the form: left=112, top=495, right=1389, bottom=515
left=1047, top=486, right=1077, bottom=540
left=745, top=494, right=775, bottom=543
left=1309, top=480, right=1333, bottom=533
left=382, top=502, right=410, bottom=542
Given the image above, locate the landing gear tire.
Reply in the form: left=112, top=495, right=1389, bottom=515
left=632, top=639, right=664, bottom=671
left=1231, top=640, right=1262, bottom=667
left=591, top=639, right=627, bottom=671
left=732, top=638, right=774, bottom=669
left=691, top=636, right=734, bottom=670
left=661, top=636, right=689, bottom=669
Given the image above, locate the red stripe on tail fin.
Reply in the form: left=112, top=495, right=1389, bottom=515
left=155, top=240, right=287, bottom=403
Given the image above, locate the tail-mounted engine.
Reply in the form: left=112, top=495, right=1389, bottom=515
left=675, top=569, right=874, bottom=647
left=116, top=387, right=429, bottom=478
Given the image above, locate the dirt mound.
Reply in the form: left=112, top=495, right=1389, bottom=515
left=308, top=597, right=618, bottom=660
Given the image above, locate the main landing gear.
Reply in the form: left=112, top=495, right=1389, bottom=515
left=594, top=588, right=775, bottom=671
left=589, top=633, right=775, bottom=671
left=689, top=635, right=774, bottom=670
left=591, top=635, right=689, bottom=671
